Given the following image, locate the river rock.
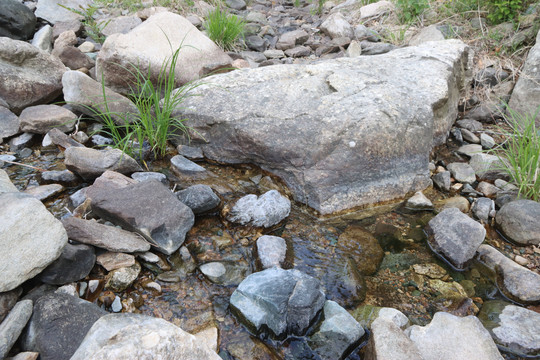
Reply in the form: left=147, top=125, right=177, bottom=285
left=131, top=171, right=168, bottom=184
left=509, top=29, right=540, bottom=124
left=476, top=244, right=540, bottom=303
left=337, top=226, right=384, bottom=275
left=405, top=191, right=433, bottom=210
left=227, top=190, right=291, bottom=227
left=472, top=197, right=494, bottom=222
left=456, top=144, right=482, bottom=157
left=71, top=313, right=222, bottom=360
left=32, top=25, right=53, bottom=53
left=41, top=169, right=78, bottom=184
left=62, top=217, right=151, bottom=252
left=0, top=0, right=37, bottom=40
left=230, top=267, right=325, bottom=339
left=0, top=169, right=18, bottom=194
left=19, top=105, right=76, bottom=134
left=170, top=155, right=213, bottom=179
left=54, top=46, right=95, bottom=70
left=351, top=305, right=409, bottom=329
left=87, top=180, right=195, bottom=255
left=409, top=25, right=445, bottom=46
left=365, top=318, right=423, bottom=360
left=0, top=300, right=33, bottom=359
left=35, top=0, right=92, bottom=24
left=432, top=171, right=451, bottom=191
left=38, top=243, right=95, bottom=285
left=0, top=288, right=21, bottom=323
left=0, top=38, right=67, bottom=113
left=256, top=235, right=287, bottom=269
left=478, top=301, right=540, bottom=358
left=96, top=252, right=135, bottom=271
left=176, top=184, right=220, bottom=214
left=307, top=300, right=364, bottom=360
left=64, top=147, right=142, bottom=180
left=469, top=153, right=503, bottom=180
left=100, top=15, right=142, bottom=36
left=495, top=200, right=540, bottom=245
left=0, top=107, right=19, bottom=141
left=0, top=192, right=67, bottom=292
left=447, top=162, right=476, bottom=184
left=321, top=13, right=353, bottom=39
left=406, top=312, right=503, bottom=360
left=22, top=293, right=106, bottom=360
left=62, top=70, right=138, bottom=125
left=105, top=262, right=141, bottom=292
left=276, top=29, right=309, bottom=50
left=425, top=207, right=486, bottom=269
left=174, top=40, right=471, bottom=214
left=96, top=11, right=232, bottom=94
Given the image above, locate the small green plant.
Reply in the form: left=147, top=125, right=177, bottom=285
left=487, top=0, right=524, bottom=24
left=395, top=0, right=429, bottom=24
left=203, top=7, right=245, bottom=51
left=91, top=45, right=201, bottom=160
left=60, top=4, right=109, bottom=44
left=491, top=107, right=540, bottom=201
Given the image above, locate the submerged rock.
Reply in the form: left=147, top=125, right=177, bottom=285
left=176, top=184, right=220, bottom=214
left=230, top=267, right=325, bottom=339
left=256, top=235, right=287, bottom=269
left=175, top=40, right=472, bottom=214
left=227, top=190, right=291, bottom=228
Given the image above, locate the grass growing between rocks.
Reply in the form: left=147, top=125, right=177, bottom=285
left=492, top=107, right=540, bottom=201
left=60, top=4, right=109, bottom=44
left=203, top=7, right=245, bottom=51
left=93, top=46, right=201, bottom=160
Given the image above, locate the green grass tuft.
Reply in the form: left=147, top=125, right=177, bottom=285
left=203, top=7, right=245, bottom=51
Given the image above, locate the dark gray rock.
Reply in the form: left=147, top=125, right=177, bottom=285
left=307, top=300, right=364, bottom=360
left=496, top=200, right=540, bottom=245
left=41, top=169, right=79, bottom=184
left=433, top=171, right=451, bottom=192
left=0, top=106, right=19, bottom=141
left=0, top=0, right=37, bottom=40
left=230, top=267, right=325, bottom=339
left=426, top=207, right=486, bottom=269
left=64, top=147, right=142, bottom=181
left=174, top=40, right=471, bottom=214
left=62, top=216, right=151, bottom=253
left=38, top=243, right=95, bottom=285
left=447, top=162, right=476, bottom=184
left=226, top=0, right=247, bottom=10
left=227, top=190, right=291, bottom=227
left=87, top=180, right=195, bottom=255
left=176, top=184, right=220, bottom=214
left=246, top=35, right=268, bottom=52
left=176, top=144, right=204, bottom=160
left=22, top=293, right=107, bottom=360
left=360, top=40, right=396, bottom=55
left=472, top=197, right=494, bottom=222
left=0, top=300, right=33, bottom=359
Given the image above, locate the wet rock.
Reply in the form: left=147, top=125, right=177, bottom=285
left=425, top=208, right=486, bottom=269
left=35, top=0, right=92, bottom=24
left=22, top=293, right=106, bottom=360
left=175, top=40, right=471, bottom=214
left=509, top=29, right=540, bottom=123
left=307, top=300, right=364, bottom=360
left=100, top=15, right=142, bottom=36
left=227, top=190, right=291, bottom=228
left=456, top=144, right=482, bottom=157
left=276, top=29, right=309, bottom=50
left=496, top=200, right=540, bottom=245
left=447, top=162, right=476, bottom=184
left=0, top=192, right=67, bottom=292
left=0, top=300, right=33, bottom=359
left=62, top=70, right=138, bottom=126
left=0, top=37, right=67, bottom=113
left=476, top=244, right=540, bottom=304
left=97, top=252, right=135, bottom=271
left=105, top=262, right=141, bottom=292
left=0, top=106, right=19, bottom=142
left=405, top=191, right=433, bottom=210
left=0, top=169, right=18, bottom=194
left=64, top=147, right=142, bottom=181
left=62, top=217, right=151, bottom=253
left=176, top=144, right=204, bottom=160
left=71, top=313, right=222, bottom=360
left=88, top=180, right=195, bottom=255
left=176, top=184, right=221, bottom=214
left=32, top=25, right=53, bottom=52
left=230, top=267, right=325, bottom=339
left=97, top=11, right=232, bottom=94
left=351, top=305, right=409, bottom=329
left=478, top=301, right=540, bottom=358
left=432, top=171, right=451, bottom=192
left=199, top=262, right=226, bottom=282
left=406, top=312, right=503, bottom=360
left=337, top=226, right=384, bottom=275
left=365, top=318, right=423, bottom=360
left=38, top=243, right=95, bottom=285
left=194, top=326, right=219, bottom=353
left=170, top=155, right=213, bottom=179
left=256, top=235, right=287, bottom=269
left=131, top=171, right=168, bottom=184
left=23, top=184, right=64, bottom=201
left=412, top=263, right=447, bottom=279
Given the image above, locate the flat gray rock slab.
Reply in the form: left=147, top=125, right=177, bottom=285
left=87, top=179, right=194, bottom=255
left=476, top=244, right=540, bottom=304
left=407, top=312, right=503, bottom=360
left=62, top=217, right=151, bottom=253
left=0, top=192, right=67, bottom=292
left=71, top=313, right=222, bottom=360
left=0, top=300, right=33, bottom=359
left=426, top=207, right=486, bottom=269
left=496, top=200, right=540, bottom=245
left=65, top=147, right=142, bottom=181
left=447, top=162, right=476, bottom=184
left=19, top=104, right=76, bottom=134
left=174, top=40, right=472, bottom=214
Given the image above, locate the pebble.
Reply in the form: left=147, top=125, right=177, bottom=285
left=111, top=296, right=122, bottom=312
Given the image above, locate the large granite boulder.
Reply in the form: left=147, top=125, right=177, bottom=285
left=173, top=40, right=472, bottom=214
left=509, top=30, right=540, bottom=124
left=230, top=267, right=326, bottom=340
left=71, top=313, right=221, bottom=360
left=0, top=38, right=66, bottom=113
left=0, top=0, right=37, bottom=40
left=0, top=192, right=67, bottom=292
left=87, top=180, right=195, bottom=255
left=96, top=11, right=232, bottom=94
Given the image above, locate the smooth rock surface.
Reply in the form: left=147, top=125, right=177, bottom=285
left=496, top=200, right=540, bottom=245
left=87, top=180, right=194, bottom=255
left=176, top=184, right=220, bottom=214
left=0, top=192, right=67, bottom=292
left=35, top=0, right=92, bottom=24
left=0, top=0, right=37, bottom=41
left=0, top=107, right=19, bottom=141
left=365, top=318, right=424, bottom=360
left=425, top=207, right=486, bottom=269
left=71, top=313, right=222, bottom=360
left=447, top=162, right=476, bottom=184
left=38, top=243, right=95, bottom=285
left=227, top=190, right=291, bottom=227
left=174, top=40, right=472, bottom=214
left=0, top=169, right=18, bottom=194
left=64, top=147, right=142, bottom=181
